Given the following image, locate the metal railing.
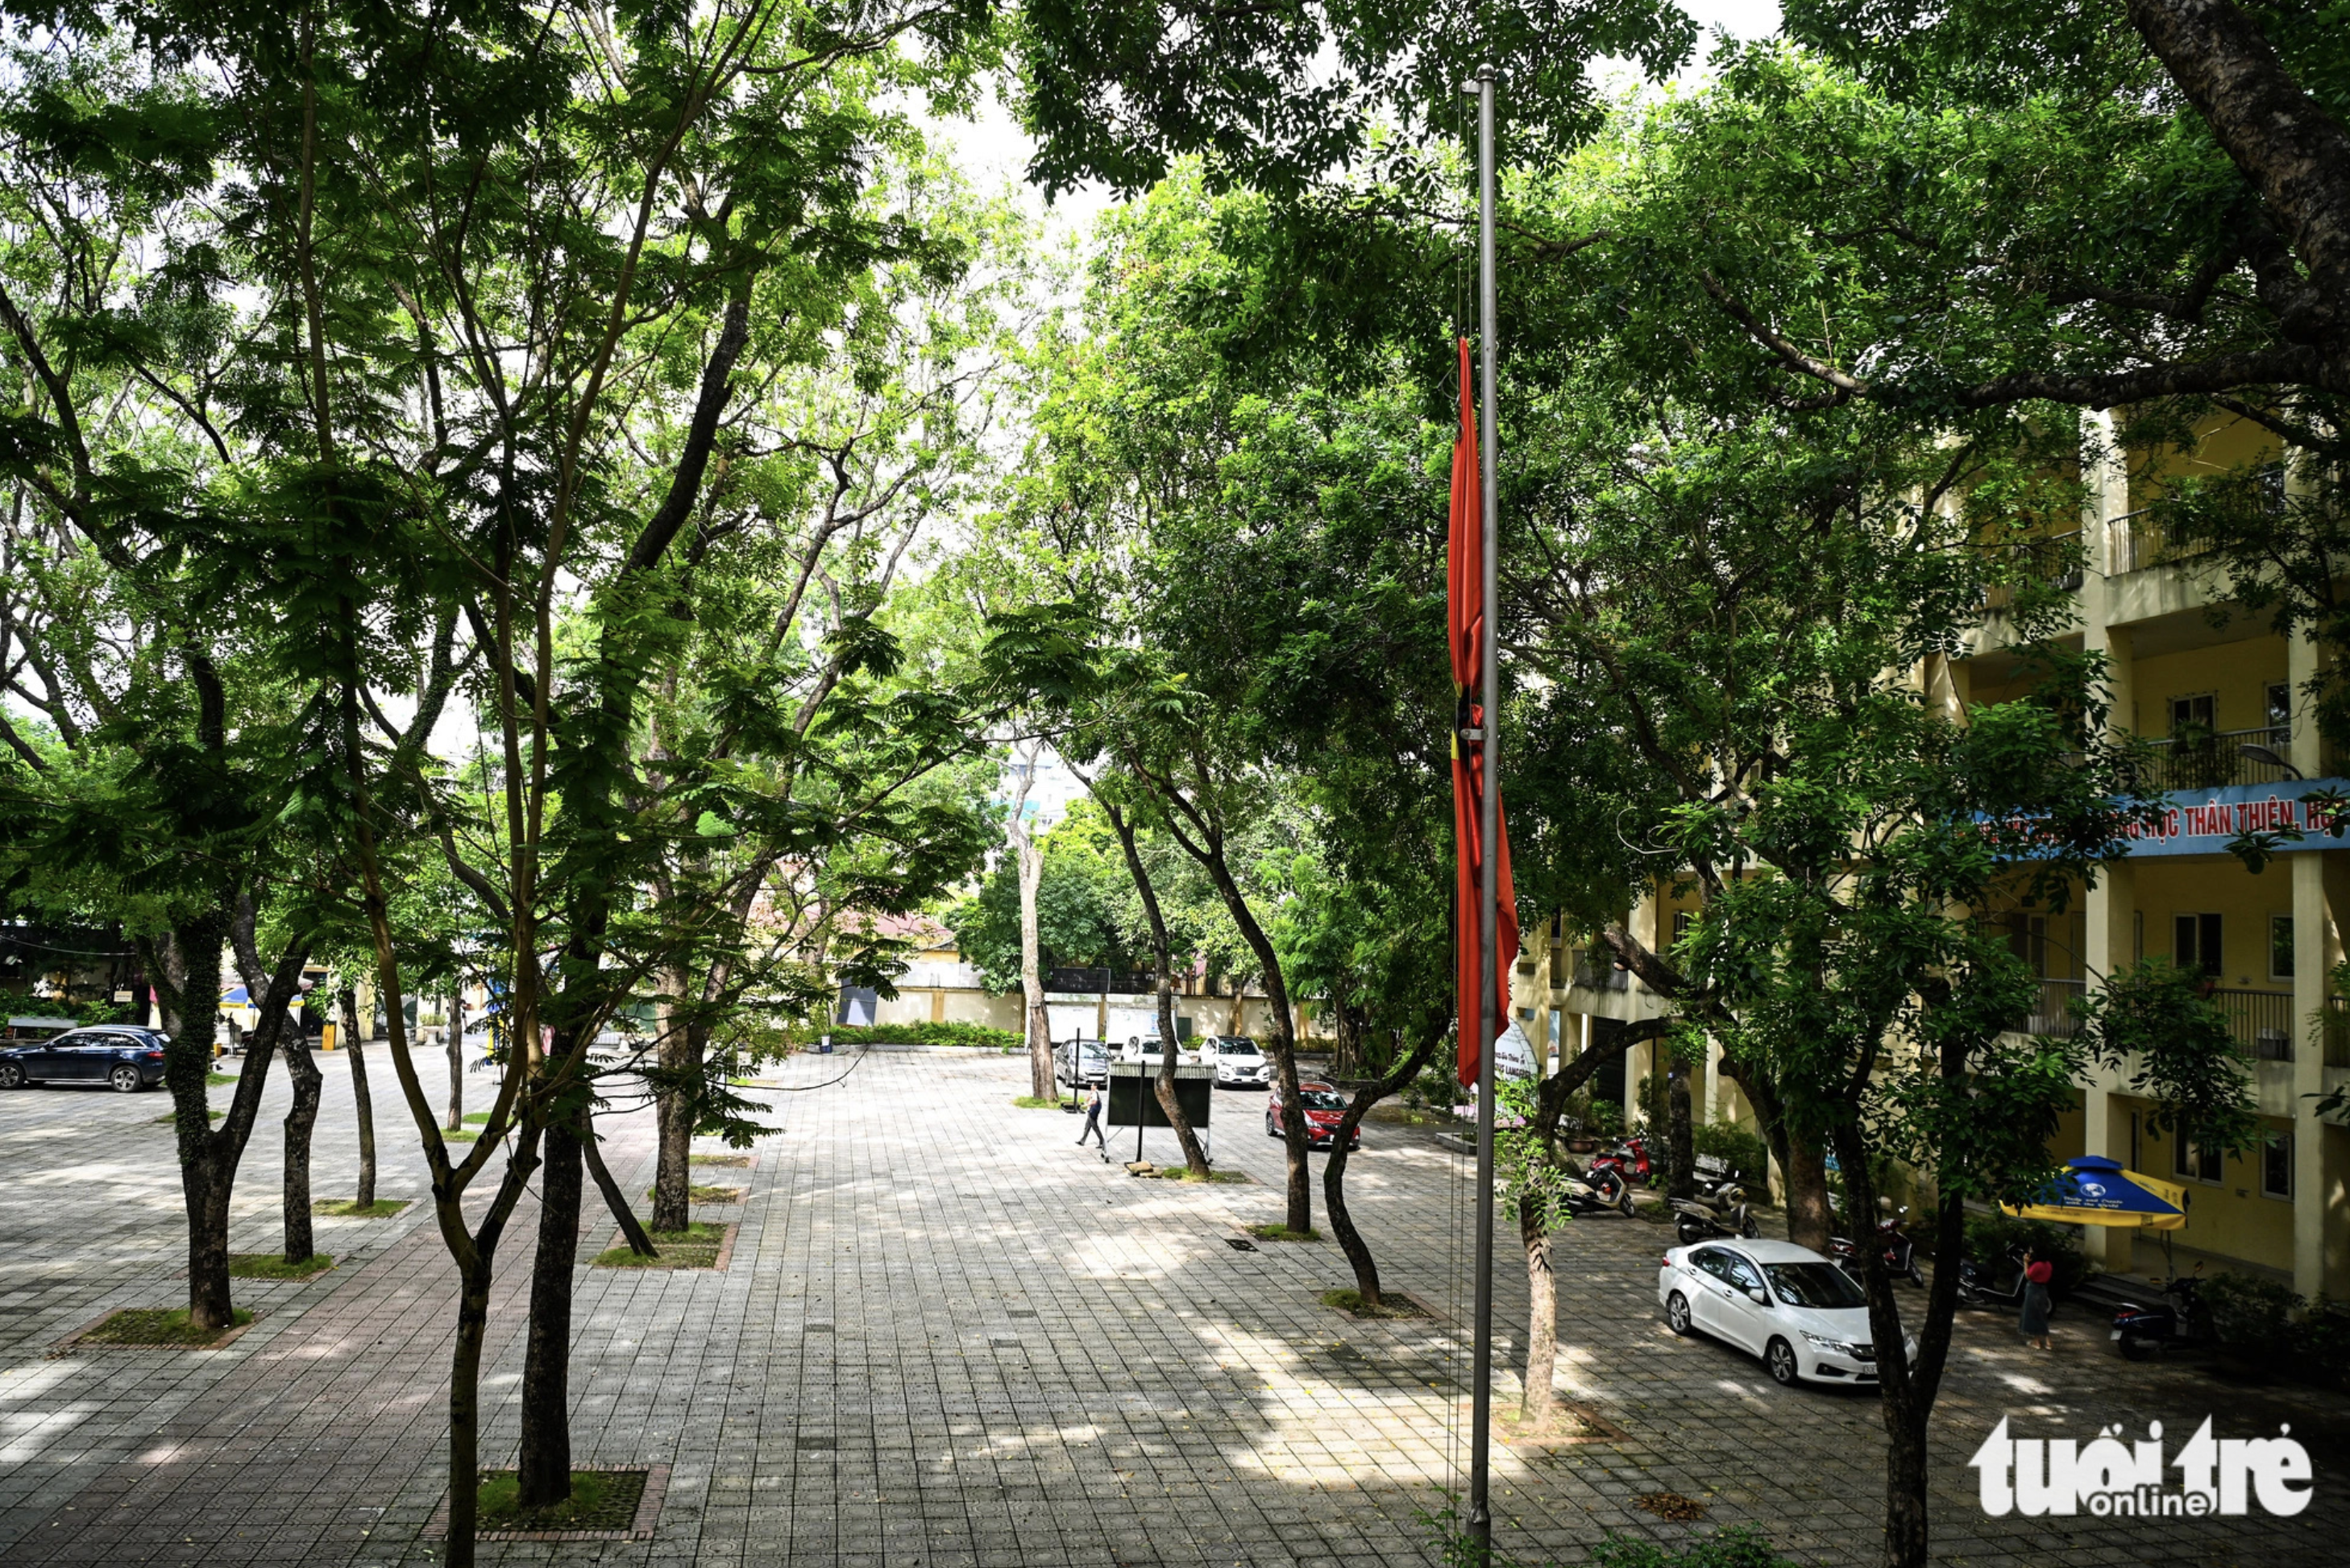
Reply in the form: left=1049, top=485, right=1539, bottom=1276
left=2211, top=987, right=2295, bottom=1061
left=1979, top=530, right=2085, bottom=612
left=2111, top=508, right=2220, bottom=575
left=2014, top=977, right=2086, bottom=1037
left=1571, top=961, right=1630, bottom=993
left=2130, top=727, right=2297, bottom=792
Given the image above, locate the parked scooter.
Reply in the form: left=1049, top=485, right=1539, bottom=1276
left=1588, top=1138, right=1652, bottom=1188
left=1563, top=1163, right=1635, bottom=1217
left=1829, top=1201, right=1926, bottom=1287
left=2111, top=1264, right=2211, bottom=1360
left=1670, top=1182, right=1759, bottom=1244
left=1955, top=1244, right=2030, bottom=1311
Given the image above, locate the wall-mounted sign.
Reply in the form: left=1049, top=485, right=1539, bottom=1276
left=2119, top=778, right=2348, bottom=858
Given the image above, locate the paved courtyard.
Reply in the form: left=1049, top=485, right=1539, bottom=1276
left=2, top=1043, right=2345, bottom=1566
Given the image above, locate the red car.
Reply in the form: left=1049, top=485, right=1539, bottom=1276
left=1264, top=1081, right=1361, bottom=1149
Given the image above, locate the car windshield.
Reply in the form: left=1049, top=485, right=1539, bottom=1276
left=1221, top=1040, right=1259, bottom=1056
left=1297, top=1090, right=1347, bottom=1110
left=1764, top=1262, right=1867, bottom=1309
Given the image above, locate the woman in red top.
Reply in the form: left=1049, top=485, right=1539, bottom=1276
left=2020, top=1248, right=2055, bottom=1350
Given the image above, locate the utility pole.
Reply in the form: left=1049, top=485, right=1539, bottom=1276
left=1468, top=60, right=1501, bottom=1567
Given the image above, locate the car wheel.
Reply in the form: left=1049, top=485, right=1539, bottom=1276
left=1265, top=1114, right=1280, bottom=1140
left=0, top=1063, right=23, bottom=1089
left=1766, top=1337, right=1800, bottom=1387
left=1666, top=1292, right=1693, bottom=1337
left=110, top=1064, right=143, bottom=1093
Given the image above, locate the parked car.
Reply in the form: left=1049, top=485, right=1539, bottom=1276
left=1264, top=1080, right=1361, bottom=1149
left=1657, top=1238, right=1916, bottom=1388
left=1120, top=1029, right=1205, bottom=1066
left=1055, top=1039, right=1110, bottom=1087
left=0, top=1027, right=172, bottom=1093
left=1211, top=1035, right=1270, bottom=1088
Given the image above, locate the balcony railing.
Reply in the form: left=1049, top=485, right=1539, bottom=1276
left=2015, top=977, right=2086, bottom=1037
left=2128, top=727, right=2297, bottom=793
left=1571, top=961, right=1630, bottom=993
left=1979, top=530, right=2084, bottom=613
left=2211, top=987, right=2294, bottom=1061
left=2111, top=508, right=2219, bottom=575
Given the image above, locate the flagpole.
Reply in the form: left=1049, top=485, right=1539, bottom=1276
left=1469, top=60, right=1500, bottom=1567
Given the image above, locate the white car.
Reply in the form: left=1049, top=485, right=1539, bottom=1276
left=1210, top=1036, right=1269, bottom=1087
left=1657, top=1238, right=1916, bottom=1388
left=1121, top=1031, right=1205, bottom=1066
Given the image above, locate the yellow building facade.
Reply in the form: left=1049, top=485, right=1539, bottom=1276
left=1528, top=411, right=2350, bottom=1300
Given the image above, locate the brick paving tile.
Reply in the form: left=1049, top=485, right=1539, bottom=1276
left=4, top=1045, right=2348, bottom=1565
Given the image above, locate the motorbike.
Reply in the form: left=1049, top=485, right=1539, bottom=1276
left=1829, top=1201, right=1926, bottom=1287
left=1955, top=1244, right=2032, bottom=1310
left=1562, top=1162, right=1635, bottom=1217
left=1670, top=1182, right=1759, bottom=1244
left=2111, top=1265, right=2211, bottom=1360
left=1588, top=1138, right=1652, bottom=1188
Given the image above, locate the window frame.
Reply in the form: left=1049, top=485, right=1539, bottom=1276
left=2263, top=1131, right=2293, bottom=1201
left=2174, top=1122, right=2223, bottom=1184
left=2271, top=915, right=2296, bottom=982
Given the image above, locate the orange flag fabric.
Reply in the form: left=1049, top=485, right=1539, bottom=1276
left=1448, top=337, right=1519, bottom=1087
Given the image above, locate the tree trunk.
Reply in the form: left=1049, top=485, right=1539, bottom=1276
left=1018, top=833, right=1051, bottom=1098
left=650, top=969, right=697, bottom=1233
left=338, top=989, right=376, bottom=1209
left=1783, top=1135, right=1832, bottom=1252
left=164, top=904, right=305, bottom=1330
left=2124, top=0, right=2350, bottom=347
left=1101, top=794, right=1206, bottom=1175
left=280, top=1027, right=323, bottom=1263
left=1519, top=1193, right=1559, bottom=1433
left=446, top=991, right=464, bottom=1131
left=1665, top=1052, right=1696, bottom=1200
left=1323, top=1026, right=1439, bottom=1308
left=446, top=1255, right=495, bottom=1568
left=517, top=1101, right=584, bottom=1510
left=583, top=1115, right=658, bottom=1256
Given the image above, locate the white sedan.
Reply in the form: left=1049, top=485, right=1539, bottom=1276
left=1657, top=1238, right=1916, bottom=1388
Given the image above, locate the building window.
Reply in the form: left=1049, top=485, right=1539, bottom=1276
left=2007, top=912, right=2049, bottom=977
left=2267, top=682, right=2293, bottom=747
left=2174, top=913, right=2222, bottom=977
left=1671, top=910, right=1693, bottom=947
left=2174, top=1123, right=2223, bottom=1184
left=2271, top=915, right=2296, bottom=981
left=2264, top=1131, right=2293, bottom=1199
left=2133, top=910, right=2144, bottom=964
left=2169, top=693, right=2215, bottom=734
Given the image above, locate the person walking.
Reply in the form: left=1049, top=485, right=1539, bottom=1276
left=2020, top=1247, right=2055, bottom=1350
left=1077, top=1082, right=1107, bottom=1155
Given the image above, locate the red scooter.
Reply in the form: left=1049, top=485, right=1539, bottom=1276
left=1829, top=1203, right=1925, bottom=1286
left=1589, top=1138, right=1653, bottom=1188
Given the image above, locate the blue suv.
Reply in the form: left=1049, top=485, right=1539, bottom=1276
left=0, top=1027, right=172, bottom=1093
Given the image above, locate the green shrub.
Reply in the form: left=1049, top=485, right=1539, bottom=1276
left=2296, top=1295, right=2350, bottom=1385
left=1582, top=1097, right=1626, bottom=1141
left=795, top=1021, right=1022, bottom=1051
left=1588, top=1529, right=1796, bottom=1568
left=1962, top=1213, right=2088, bottom=1296
left=2203, top=1271, right=2302, bottom=1357
left=1691, top=1122, right=1771, bottom=1188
